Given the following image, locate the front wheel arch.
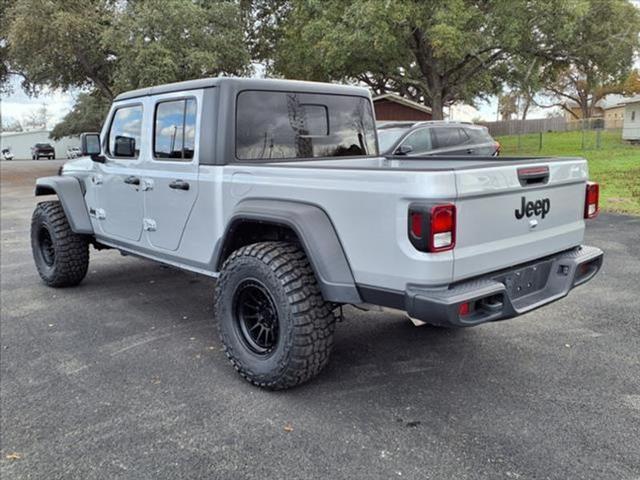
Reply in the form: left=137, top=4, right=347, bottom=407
left=35, top=176, right=93, bottom=235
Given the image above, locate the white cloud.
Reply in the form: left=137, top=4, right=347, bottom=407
left=1, top=76, right=76, bottom=128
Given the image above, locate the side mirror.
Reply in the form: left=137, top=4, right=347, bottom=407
left=114, top=136, right=136, bottom=157
left=81, top=132, right=101, bottom=156
left=395, top=144, right=414, bottom=155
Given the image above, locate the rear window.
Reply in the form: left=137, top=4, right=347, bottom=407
left=154, top=98, right=197, bottom=160
left=236, top=91, right=377, bottom=160
left=466, top=127, right=493, bottom=143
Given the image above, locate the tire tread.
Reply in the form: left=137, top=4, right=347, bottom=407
left=31, top=201, right=89, bottom=287
left=215, top=241, right=336, bottom=390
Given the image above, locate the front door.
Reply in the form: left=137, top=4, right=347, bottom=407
left=95, top=103, right=145, bottom=242
left=142, top=97, right=199, bottom=251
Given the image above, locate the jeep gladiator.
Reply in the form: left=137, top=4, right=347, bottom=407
left=30, top=77, right=603, bottom=389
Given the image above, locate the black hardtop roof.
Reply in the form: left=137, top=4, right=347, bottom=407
left=114, top=77, right=371, bottom=101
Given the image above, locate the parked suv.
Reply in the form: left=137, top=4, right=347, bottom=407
left=31, top=143, right=56, bottom=160
left=30, top=78, right=602, bottom=389
left=378, top=121, right=500, bottom=156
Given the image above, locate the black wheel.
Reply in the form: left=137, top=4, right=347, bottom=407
left=31, top=201, right=89, bottom=287
left=215, top=242, right=336, bottom=390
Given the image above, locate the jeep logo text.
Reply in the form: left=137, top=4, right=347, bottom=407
left=515, top=196, right=550, bottom=219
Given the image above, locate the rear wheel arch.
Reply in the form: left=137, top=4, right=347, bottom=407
left=214, top=200, right=361, bottom=304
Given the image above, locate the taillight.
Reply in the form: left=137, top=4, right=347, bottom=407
left=458, top=302, right=470, bottom=316
left=584, top=182, right=599, bottom=219
left=408, top=204, right=456, bottom=252
left=410, top=212, right=423, bottom=238
left=494, top=142, right=501, bottom=156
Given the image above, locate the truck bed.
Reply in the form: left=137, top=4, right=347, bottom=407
left=224, top=154, right=589, bottom=287
left=252, top=155, right=581, bottom=171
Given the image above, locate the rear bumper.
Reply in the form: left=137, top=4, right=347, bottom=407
left=362, top=245, right=603, bottom=327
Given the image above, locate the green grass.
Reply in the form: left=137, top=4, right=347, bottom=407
left=496, top=130, right=640, bottom=215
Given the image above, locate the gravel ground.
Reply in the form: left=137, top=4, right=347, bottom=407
left=1, top=159, right=639, bottom=479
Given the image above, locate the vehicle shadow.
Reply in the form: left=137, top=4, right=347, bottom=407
left=84, top=254, right=522, bottom=402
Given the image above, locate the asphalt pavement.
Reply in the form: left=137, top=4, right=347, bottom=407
left=1, top=160, right=639, bottom=479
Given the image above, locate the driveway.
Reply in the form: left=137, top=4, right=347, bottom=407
left=1, top=160, right=639, bottom=479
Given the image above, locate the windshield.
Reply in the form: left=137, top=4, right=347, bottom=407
left=377, top=128, right=408, bottom=153
left=36, top=143, right=52, bottom=148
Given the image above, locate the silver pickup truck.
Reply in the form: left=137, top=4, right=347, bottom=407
left=31, top=77, right=603, bottom=389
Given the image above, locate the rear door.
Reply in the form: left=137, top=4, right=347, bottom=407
left=452, top=159, right=588, bottom=281
left=142, top=94, right=199, bottom=251
left=431, top=126, right=472, bottom=155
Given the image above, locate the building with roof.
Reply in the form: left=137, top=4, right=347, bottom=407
left=622, top=95, right=640, bottom=142
left=0, top=130, right=79, bottom=160
left=563, top=94, right=625, bottom=119
left=603, top=103, right=626, bottom=129
left=562, top=94, right=636, bottom=129
left=372, top=94, right=433, bottom=121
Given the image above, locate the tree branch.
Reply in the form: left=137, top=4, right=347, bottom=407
left=544, top=86, right=581, bottom=105
left=444, top=46, right=503, bottom=77
left=74, top=49, right=114, bottom=99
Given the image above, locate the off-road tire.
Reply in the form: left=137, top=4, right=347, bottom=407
left=31, top=201, right=89, bottom=287
left=215, top=242, right=336, bottom=390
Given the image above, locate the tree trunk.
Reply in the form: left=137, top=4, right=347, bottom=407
left=521, top=96, right=531, bottom=121
left=430, top=92, right=444, bottom=120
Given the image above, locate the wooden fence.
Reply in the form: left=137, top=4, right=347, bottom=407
left=478, top=117, right=625, bottom=136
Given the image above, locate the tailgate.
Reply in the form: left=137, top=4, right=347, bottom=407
left=453, top=158, right=588, bottom=282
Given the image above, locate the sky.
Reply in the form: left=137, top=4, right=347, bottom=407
left=1, top=76, right=77, bottom=129
left=2, top=16, right=639, bottom=128
left=0, top=72, right=541, bottom=127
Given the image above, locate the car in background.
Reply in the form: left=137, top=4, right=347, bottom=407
left=66, top=146, right=81, bottom=159
left=377, top=121, right=500, bottom=157
left=1, top=148, right=14, bottom=161
left=31, top=143, right=56, bottom=160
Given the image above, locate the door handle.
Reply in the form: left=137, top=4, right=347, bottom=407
left=169, top=179, right=190, bottom=191
left=124, top=176, right=140, bottom=186
left=466, top=149, right=475, bottom=154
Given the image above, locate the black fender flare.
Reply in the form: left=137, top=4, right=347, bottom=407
left=35, top=176, right=93, bottom=235
left=215, top=199, right=361, bottom=304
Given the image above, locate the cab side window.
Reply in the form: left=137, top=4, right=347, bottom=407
left=108, top=105, right=143, bottom=158
left=154, top=98, right=197, bottom=160
left=400, top=128, right=432, bottom=153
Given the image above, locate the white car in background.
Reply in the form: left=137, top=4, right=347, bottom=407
left=66, top=147, right=81, bottom=159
